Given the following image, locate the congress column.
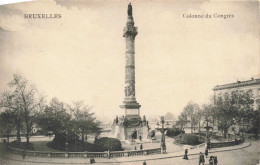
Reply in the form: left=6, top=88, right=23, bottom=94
left=120, top=3, right=141, bottom=119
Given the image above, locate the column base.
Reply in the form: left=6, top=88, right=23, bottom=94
left=120, top=100, right=141, bottom=118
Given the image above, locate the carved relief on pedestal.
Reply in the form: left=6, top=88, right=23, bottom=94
left=124, top=84, right=135, bottom=97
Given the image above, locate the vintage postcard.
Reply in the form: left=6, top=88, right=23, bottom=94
left=0, top=0, right=259, bottom=165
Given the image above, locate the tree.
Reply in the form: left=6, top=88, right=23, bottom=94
left=201, top=104, right=214, bottom=140
left=214, top=90, right=254, bottom=138
left=37, top=98, right=101, bottom=151
left=232, top=90, right=254, bottom=133
left=0, top=91, right=23, bottom=144
left=69, top=101, right=101, bottom=146
left=182, top=102, right=200, bottom=133
left=0, top=74, right=44, bottom=146
left=0, top=111, right=14, bottom=142
left=249, top=108, right=260, bottom=139
left=37, top=98, right=70, bottom=135
left=37, top=98, right=71, bottom=150
left=214, top=94, right=237, bottom=138
left=164, top=112, right=175, bottom=121
left=9, top=74, right=44, bottom=146
left=175, top=112, right=189, bottom=131
left=196, top=108, right=203, bottom=141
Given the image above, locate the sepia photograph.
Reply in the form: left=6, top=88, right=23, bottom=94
left=0, top=0, right=259, bottom=164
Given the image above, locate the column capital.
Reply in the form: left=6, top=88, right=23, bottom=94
left=123, top=26, right=138, bottom=37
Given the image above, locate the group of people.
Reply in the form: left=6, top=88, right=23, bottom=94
left=89, top=158, right=95, bottom=164
left=209, top=156, right=218, bottom=165
left=183, top=148, right=218, bottom=165
left=199, top=150, right=218, bottom=165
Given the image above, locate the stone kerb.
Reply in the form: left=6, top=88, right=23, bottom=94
left=182, top=138, right=243, bottom=150
left=183, top=143, right=206, bottom=150
left=210, top=138, right=244, bottom=148
left=7, top=146, right=161, bottom=159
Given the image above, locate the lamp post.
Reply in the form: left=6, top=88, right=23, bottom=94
left=204, top=120, right=213, bottom=150
left=204, top=119, right=213, bottom=142
left=156, top=116, right=168, bottom=154
left=241, top=118, right=244, bottom=140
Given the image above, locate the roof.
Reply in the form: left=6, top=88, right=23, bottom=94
left=213, top=78, right=260, bottom=91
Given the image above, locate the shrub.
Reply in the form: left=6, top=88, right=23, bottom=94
left=94, top=137, right=123, bottom=152
left=148, top=130, right=156, bottom=138
left=9, top=141, right=34, bottom=150
left=175, top=133, right=201, bottom=145
left=166, top=128, right=184, bottom=137
left=48, top=133, right=93, bottom=152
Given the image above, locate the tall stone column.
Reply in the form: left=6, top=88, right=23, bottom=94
left=120, top=3, right=141, bottom=119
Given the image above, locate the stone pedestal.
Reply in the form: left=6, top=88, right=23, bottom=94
left=111, top=117, right=149, bottom=141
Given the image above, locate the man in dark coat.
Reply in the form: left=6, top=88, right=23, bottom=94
left=209, top=156, right=214, bottom=165
left=207, top=139, right=211, bottom=149
left=90, top=158, right=95, bottom=164
left=22, top=149, right=26, bottom=159
left=183, top=149, right=188, bottom=160
left=140, top=144, right=143, bottom=150
left=205, top=148, right=209, bottom=158
left=214, top=156, right=218, bottom=165
left=199, top=152, right=205, bottom=165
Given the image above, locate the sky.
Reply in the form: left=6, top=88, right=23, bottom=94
left=0, top=0, right=259, bottom=122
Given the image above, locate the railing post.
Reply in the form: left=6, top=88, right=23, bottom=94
left=107, top=150, right=110, bottom=159
left=48, top=151, right=51, bottom=158
left=84, top=151, right=88, bottom=158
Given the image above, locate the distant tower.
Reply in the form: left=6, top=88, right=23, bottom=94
left=120, top=2, right=141, bottom=120
left=111, top=3, right=149, bottom=141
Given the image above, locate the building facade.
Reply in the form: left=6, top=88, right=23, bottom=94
left=213, top=78, right=260, bottom=110
left=212, top=78, right=260, bottom=135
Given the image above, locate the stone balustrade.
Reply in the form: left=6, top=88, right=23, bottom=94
left=7, top=139, right=243, bottom=159
left=7, top=146, right=161, bottom=159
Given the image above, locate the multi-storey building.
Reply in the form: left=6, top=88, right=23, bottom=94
left=212, top=78, right=260, bottom=135
left=213, top=78, right=260, bottom=110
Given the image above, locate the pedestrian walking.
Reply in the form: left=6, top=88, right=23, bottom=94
left=199, top=152, right=205, bottom=165
left=209, top=156, right=214, bottom=165
left=183, top=149, right=188, bottom=160
left=3, top=139, right=6, bottom=146
left=140, top=144, right=143, bottom=150
left=205, top=148, right=208, bottom=158
left=208, top=140, right=211, bottom=149
left=143, top=160, right=147, bottom=165
left=214, top=156, right=218, bottom=165
left=22, top=149, right=26, bottom=159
